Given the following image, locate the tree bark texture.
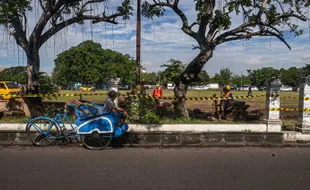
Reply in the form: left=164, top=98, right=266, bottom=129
left=173, top=49, right=213, bottom=119
left=23, top=49, right=44, bottom=117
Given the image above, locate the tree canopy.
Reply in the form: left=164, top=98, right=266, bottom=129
left=0, top=66, right=27, bottom=84
left=160, top=58, right=186, bottom=84
left=0, top=0, right=133, bottom=93
left=141, top=72, right=161, bottom=85
left=52, top=40, right=135, bottom=86
left=142, top=0, right=309, bottom=85
left=247, top=67, right=280, bottom=87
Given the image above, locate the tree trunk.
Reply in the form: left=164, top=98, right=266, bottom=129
left=173, top=81, right=189, bottom=119
left=173, top=49, right=213, bottom=119
left=23, top=49, right=44, bottom=118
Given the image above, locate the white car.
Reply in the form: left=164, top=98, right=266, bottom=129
left=281, top=86, right=293, bottom=91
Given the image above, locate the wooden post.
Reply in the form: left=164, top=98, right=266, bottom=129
left=136, top=0, right=141, bottom=87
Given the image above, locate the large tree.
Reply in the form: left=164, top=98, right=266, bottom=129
left=280, top=67, right=300, bottom=89
left=0, top=66, right=27, bottom=84
left=247, top=67, right=280, bottom=87
left=52, top=40, right=135, bottom=86
left=0, top=0, right=132, bottom=116
left=213, top=67, right=233, bottom=85
left=160, top=58, right=186, bottom=84
left=142, top=0, right=309, bottom=118
left=231, top=73, right=251, bottom=86
left=141, top=72, right=160, bottom=84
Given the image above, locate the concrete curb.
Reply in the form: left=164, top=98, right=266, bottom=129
left=283, top=131, right=310, bottom=142
left=0, top=123, right=275, bottom=132
left=0, top=131, right=284, bottom=146
left=0, top=123, right=309, bottom=147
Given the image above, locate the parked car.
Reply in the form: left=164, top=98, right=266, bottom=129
left=230, top=85, right=237, bottom=90
left=80, top=86, right=96, bottom=92
left=252, top=87, right=258, bottom=91
left=0, top=81, right=21, bottom=100
left=167, top=83, right=174, bottom=90
left=281, top=86, right=293, bottom=91
left=119, top=85, right=130, bottom=90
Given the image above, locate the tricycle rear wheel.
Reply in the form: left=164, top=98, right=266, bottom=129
left=81, top=132, right=113, bottom=150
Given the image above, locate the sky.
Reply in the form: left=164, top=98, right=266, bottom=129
left=0, top=0, right=310, bottom=77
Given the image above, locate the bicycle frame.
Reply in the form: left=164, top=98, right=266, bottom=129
left=26, top=112, right=80, bottom=140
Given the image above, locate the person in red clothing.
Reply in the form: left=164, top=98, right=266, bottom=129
left=152, top=84, right=162, bottom=105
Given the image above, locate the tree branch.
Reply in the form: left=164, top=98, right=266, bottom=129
left=199, top=0, right=215, bottom=39
left=82, top=0, right=107, bottom=10
left=147, top=1, right=196, bottom=38
left=40, top=14, right=118, bottom=47
left=264, top=29, right=291, bottom=50
left=23, top=12, right=28, bottom=36
left=39, top=0, right=47, bottom=13
left=257, top=0, right=268, bottom=18
left=170, top=2, right=196, bottom=38
left=173, top=0, right=180, bottom=7
left=278, top=11, right=307, bottom=22
left=214, top=31, right=261, bottom=45
left=214, top=28, right=291, bottom=50
left=275, top=0, right=285, bottom=15
left=189, top=22, right=199, bottom=30
left=213, top=21, right=256, bottom=44
left=10, top=19, right=28, bottom=50
left=54, top=0, right=73, bottom=12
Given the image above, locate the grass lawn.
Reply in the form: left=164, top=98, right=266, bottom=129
left=1, top=90, right=300, bottom=128
left=47, top=89, right=300, bottom=111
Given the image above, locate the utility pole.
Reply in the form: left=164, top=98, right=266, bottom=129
left=241, top=71, right=243, bottom=88
left=136, top=0, right=141, bottom=86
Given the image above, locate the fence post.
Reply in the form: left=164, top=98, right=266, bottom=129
left=264, top=78, right=282, bottom=132
left=107, top=76, right=120, bottom=106
left=296, top=75, right=310, bottom=133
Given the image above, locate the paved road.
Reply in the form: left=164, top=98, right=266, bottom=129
left=0, top=146, right=309, bottom=190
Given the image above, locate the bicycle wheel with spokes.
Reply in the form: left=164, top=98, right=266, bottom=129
left=81, top=132, right=113, bottom=150
left=26, top=118, right=60, bottom=146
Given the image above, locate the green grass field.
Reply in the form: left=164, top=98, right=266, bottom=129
left=1, top=89, right=299, bottom=128
left=47, top=89, right=300, bottom=111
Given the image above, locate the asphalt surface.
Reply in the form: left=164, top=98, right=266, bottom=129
left=0, top=146, right=310, bottom=190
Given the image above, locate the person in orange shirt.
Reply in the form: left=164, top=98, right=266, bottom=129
left=152, top=84, right=162, bottom=105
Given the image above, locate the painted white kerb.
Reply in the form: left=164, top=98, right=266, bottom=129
left=0, top=123, right=275, bottom=132
left=128, top=124, right=269, bottom=132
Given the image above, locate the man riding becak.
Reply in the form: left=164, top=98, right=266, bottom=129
left=69, top=90, right=128, bottom=124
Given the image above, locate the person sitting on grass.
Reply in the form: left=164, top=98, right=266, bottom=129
left=221, top=85, right=234, bottom=120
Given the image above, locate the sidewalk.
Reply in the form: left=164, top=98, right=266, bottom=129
left=1, top=123, right=309, bottom=147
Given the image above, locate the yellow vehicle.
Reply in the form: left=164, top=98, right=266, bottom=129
left=0, top=81, right=21, bottom=100
left=79, top=86, right=96, bottom=92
